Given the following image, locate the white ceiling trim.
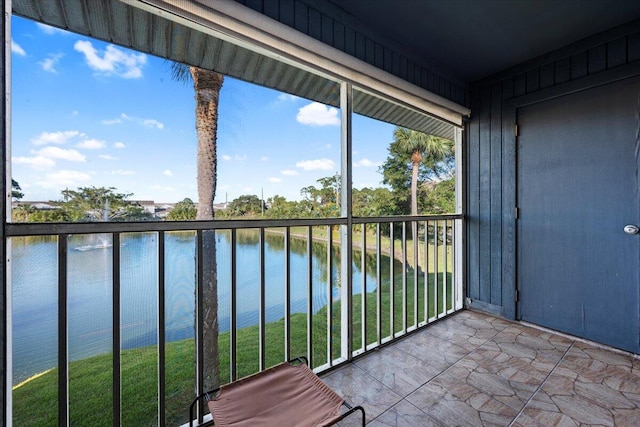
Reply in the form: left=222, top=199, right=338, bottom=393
left=121, top=0, right=469, bottom=127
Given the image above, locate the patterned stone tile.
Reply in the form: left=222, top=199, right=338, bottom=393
left=394, top=329, right=472, bottom=371
left=324, top=310, right=640, bottom=426
left=321, top=363, right=402, bottom=422
left=406, top=367, right=520, bottom=427
left=354, top=345, right=442, bottom=397
left=514, top=340, right=640, bottom=427
left=425, top=310, right=508, bottom=350
left=367, top=400, right=444, bottom=427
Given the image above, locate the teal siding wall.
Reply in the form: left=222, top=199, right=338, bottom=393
left=467, top=20, right=640, bottom=319
left=233, top=0, right=468, bottom=107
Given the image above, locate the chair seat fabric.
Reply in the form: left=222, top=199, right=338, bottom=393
left=208, top=362, right=344, bottom=427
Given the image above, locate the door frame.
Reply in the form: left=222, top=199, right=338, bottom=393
left=501, top=64, right=640, bottom=322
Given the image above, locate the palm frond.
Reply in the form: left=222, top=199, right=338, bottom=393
left=169, top=61, right=191, bottom=84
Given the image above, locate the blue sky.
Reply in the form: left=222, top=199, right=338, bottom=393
left=10, top=15, right=395, bottom=204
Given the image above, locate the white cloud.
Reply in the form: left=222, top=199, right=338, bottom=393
left=296, top=158, right=335, bottom=171
left=279, top=94, right=299, bottom=102
left=111, top=170, right=135, bottom=176
left=296, top=102, right=340, bottom=126
left=242, top=186, right=253, bottom=192
left=31, top=130, right=81, bottom=145
left=108, top=113, right=163, bottom=129
left=114, top=142, right=126, bottom=149
left=36, top=170, right=91, bottom=188
left=143, top=119, right=164, bottom=129
left=281, top=169, right=299, bottom=176
left=163, top=169, right=173, bottom=176
left=235, top=154, right=247, bottom=161
left=71, top=111, right=79, bottom=117
left=37, top=170, right=92, bottom=188
left=221, top=155, right=232, bottom=161
left=74, top=40, right=147, bottom=79
left=99, top=154, right=118, bottom=160
left=354, top=158, right=380, bottom=168
left=35, top=146, right=86, bottom=162
left=268, top=177, right=282, bottom=183
left=11, top=40, right=26, bottom=56
left=36, top=23, right=69, bottom=36
left=260, top=156, right=269, bottom=162
left=38, top=53, right=64, bottom=74
left=13, top=156, right=55, bottom=169
left=77, top=138, right=106, bottom=150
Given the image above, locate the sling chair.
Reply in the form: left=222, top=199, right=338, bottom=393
left=189, top=357, right=366, bottom=426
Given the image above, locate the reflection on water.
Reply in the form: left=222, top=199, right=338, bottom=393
left=11, top=230, right=380, bottom=384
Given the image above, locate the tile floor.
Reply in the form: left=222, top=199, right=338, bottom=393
left=321, top=309, right=640, bottom=426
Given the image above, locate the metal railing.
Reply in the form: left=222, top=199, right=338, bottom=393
left=7, top=214, right=462, bottom=426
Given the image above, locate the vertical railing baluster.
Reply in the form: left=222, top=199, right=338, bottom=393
left=326, top=225, right=333, bottom=365
left=424, top=221, right=429, bottom=323
left=376, top=223, right=382, bottom=346
left=112, top=233, right=121, bottom=427
left=195, top=231, right=204, bottom=424
left=157, top=231, right=166, bottom=427
left=413, top=221, right=419, bottom=328
left=443, top=221, right=448, bottom=314
left=402, top=221, right=407, bottom=334
left=58, top=234, right=68, bottom=427
left=452, top=220, right=457, bottom=312
left=306, top=226, right=313, bottom=367
left=284, top=227, right=291, bottom=362
left=259, top=228, right=266, bottom=371
left=361, top=224, right=366, bottom=352
left=230, top=229, right=237, bottom=381
left=389, top=223, right=394, bottom=339
left=434, top=222, right=440, bottom=318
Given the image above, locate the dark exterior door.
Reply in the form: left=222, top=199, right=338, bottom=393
left=517, top=77, right=640, bottom=353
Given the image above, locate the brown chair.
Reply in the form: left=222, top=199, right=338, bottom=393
left=189, top=357, right=365, bottom=426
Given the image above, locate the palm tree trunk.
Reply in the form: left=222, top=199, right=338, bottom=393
left=191, top=67, right=224, bottom=390
left=410, top=153, right=421, bottom=216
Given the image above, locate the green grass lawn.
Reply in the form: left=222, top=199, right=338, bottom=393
left=13, top=242, right=454, bottom=426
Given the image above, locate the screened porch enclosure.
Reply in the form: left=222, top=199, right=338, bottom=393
left=6, top=0, right=640, bottom=426
left=3, top=1, right=467, bottom=426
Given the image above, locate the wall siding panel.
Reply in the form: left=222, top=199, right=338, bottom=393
left=608, top=37, right=627, bottom=68
left=468, top=88, right=481, bottom=301
left=490, top=84, right=502, bottom=307
left=629, top=31, right=640, bottom=61
left=233, top=0, right=467, bottom=106
left=468, top=20, right=640, bottom=319
left=588, top=44, right=607, bottom=73
left=478, top=86, right=492, bottom=303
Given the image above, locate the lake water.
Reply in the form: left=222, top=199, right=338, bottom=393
left=11, top=231, right=381, bottom=384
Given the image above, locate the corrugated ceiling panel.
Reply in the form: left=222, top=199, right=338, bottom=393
left=183, top=29, right=207, bottom=67
left=12, top=0, right=40, bottom=20
left=62, top=0, right=90, bottom=35
left=169, top=23, right=189, bottom=64
left=37, top=0, right=65, bottom=28
left=150, top=13, right=171, bottom=59
left=354, top=90, right=454, bottom=140
left=85, top=0, right=111, bottom=42
left=11, top=0, right=454, bottom=139
left=130, top=6, right=151, bottom=52
left=109, top=0, right=133, bottom=47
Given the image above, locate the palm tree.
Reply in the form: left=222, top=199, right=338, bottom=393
left=172, top=63, right=224, bottom=391
left=392, top=127, right=453, bottom=215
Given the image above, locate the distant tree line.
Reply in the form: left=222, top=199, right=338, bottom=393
left=11, top=126, right=454, bottom=223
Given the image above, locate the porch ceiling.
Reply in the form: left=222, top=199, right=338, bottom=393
left=330, top=0, right=640, bottom=82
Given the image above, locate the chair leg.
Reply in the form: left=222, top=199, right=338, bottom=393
left=335, top=403, right=366, bottom=426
